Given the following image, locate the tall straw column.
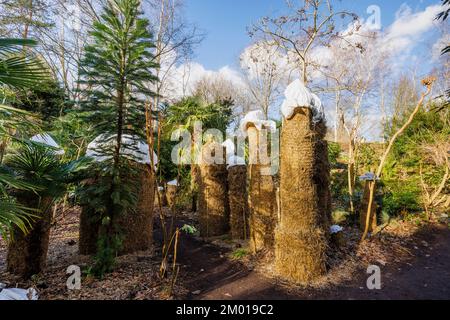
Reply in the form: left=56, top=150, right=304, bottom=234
left=275, top=107, right=330, bottom=283
left=79, top=163, right=155, bottom=255
left=228, top=164, right=249, bottom=240
left=247, top=124, right=277, bottom=252
left=198, top=141, right=230, bottom=237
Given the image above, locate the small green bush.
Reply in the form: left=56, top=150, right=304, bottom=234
left=230, top=248, right=248, bottom=260
left=382, top=180, right=421, bottom=216
left=328, top=142, right=341, bottom=166
left=332, top=209, right=350, bottom=224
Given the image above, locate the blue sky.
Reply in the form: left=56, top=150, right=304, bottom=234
left=184, top=0, right=442, bottom=70
left=176, top=0, right=446, bottom=141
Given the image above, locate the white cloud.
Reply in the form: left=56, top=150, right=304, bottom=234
left=432, top=33, right=450, bottom=61
left=386, top=4, right=441, bottom=43
left=239, top=41, right=294, bottom=80
left=159, top=3, right=444, bottom=141
left=160, top=61, right=246, bottom=103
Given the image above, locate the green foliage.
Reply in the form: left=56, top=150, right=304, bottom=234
left=436, top=0, right=450, bottom=21
left=328, top=142, right=341, bottom=166
left=389, top=110, right=449, bottom=168
left=156, top=133, right=180, bottom=183
left=0, top=37, right=50, bottom=238
left=181, top=224, right=197, bottom=235
left=0, top=168, right=37, bottom=239
left=159, top=96, right=233, bottom=184
left=51, top=111, right=93, bottom=161
left=381, top=180, right=422, bottom=217
left=6, top=143, right=88, bottom=197
left=164, top=96, right=233, bottom=134
left=91, top=229, right=123, bottom=277
left=381, top=108, right=449, bottom=216
left=330, top=169, right=348, bottom=206
left=230, top=248, right=248, bottom=260
left=332, top=209, right=350, bottom=225
left=0, top=38, right=49, bottom=88
left=77, top=0, right=158, bottom=277
left=1, top=143, right=88, bottom=239
left=9, top=80, right=68, bottom=126
left=357, top=144, right=377, bottom=173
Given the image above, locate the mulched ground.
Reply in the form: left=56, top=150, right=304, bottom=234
left=0, top=207, right=185, bottom=300
left=1, top=207, right=449, bottom=300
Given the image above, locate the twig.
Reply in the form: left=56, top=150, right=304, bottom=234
left=361, top=77, right=435, bottom=242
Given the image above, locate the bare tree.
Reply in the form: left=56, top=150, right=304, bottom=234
left=193, top=73, right=252, bottom=118
left=321, top=30, right=386, bottom=214
left=420, top=138, right=450, bottom=219
left=144, top=0, right=203, bottom=106
left=362, top=76, right=436, bottom=241
left=38, top=0, right=101, bottom=98
left=249, top=0, right=357, bottom=85
left=239, top=41, right=292, bottom=118
left=0, top=0, right=54, bottom=38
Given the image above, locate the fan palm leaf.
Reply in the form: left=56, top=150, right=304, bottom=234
left=0, top=37, right=49, bottom=238
left=0, top=38, right=49, bottom=89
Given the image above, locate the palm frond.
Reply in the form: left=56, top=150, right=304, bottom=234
left=0, top=54, right=50, bottom=88
left=0, top=38, right=37, bottom=51
left=0, top=199, right=37, bottom=240
left=0, top=37, right=50, bottom=89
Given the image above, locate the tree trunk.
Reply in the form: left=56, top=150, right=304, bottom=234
left=7, top=196, right=53, bottom=278
left=359, top=181, right=377, bottom=232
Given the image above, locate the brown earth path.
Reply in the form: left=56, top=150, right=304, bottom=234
left=177, top=224, right=450, bottom=300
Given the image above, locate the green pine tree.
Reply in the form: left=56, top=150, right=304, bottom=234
left=77, top=0, right=158, bottom=276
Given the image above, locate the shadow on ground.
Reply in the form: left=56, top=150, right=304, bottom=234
left=174, top=220, right=450, bottom=300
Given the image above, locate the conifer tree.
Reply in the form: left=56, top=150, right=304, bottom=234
left=77, top=0, right=158, bottom=275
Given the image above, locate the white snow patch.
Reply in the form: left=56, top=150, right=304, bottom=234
left=31, top=133, right=65, bottom=155
left=0, top=285, right=38, bottom=300
left=226, top=155, right=246, bottom=169
left=222, top=139, right=235, bottom=157
left=167, top=179, right=178, bottom=186
left=86, top=134, right=158, bottom=166
left=240, top=110, right=276, bottom=133
left=281, top=79, right=324, bottom=122
left=221, top=139, right=246, bottom=169
left=359, top=172, right=379, bottom=181
left=330, top=225, right=344, bottom=234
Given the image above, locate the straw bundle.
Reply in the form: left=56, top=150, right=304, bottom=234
left=79, top=164, right=155, bottom=255
left=275, top=107, right=329, bottom=283
left=228, top=164, right=249, bottom=240
left=198, top=141, right=229, bottom=237
left=166, top=184, right=177, bottom=208
left=247, top=125, right=277, bottom=252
